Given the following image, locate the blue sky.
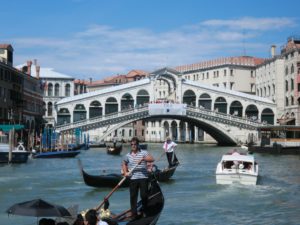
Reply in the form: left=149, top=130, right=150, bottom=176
left=1, top=0, right=300, bottom=80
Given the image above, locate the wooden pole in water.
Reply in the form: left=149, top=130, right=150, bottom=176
left=8, top=129, right=14, bottom=163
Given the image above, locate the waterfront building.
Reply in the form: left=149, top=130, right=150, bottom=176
left=255, top=36, right=300, bottom=125
left=16, top=60, right=75, bottom=128
left=0, top=45, right=43, bottom=132
left=175, top=56, right=265, bottom=94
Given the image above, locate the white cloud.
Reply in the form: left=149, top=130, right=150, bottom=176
left=201, top=17, right=296, bottom=30
left=11, top=17, right=297, bottom=80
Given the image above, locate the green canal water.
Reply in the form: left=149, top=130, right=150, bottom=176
left=1, top=143, right=300, bottom=225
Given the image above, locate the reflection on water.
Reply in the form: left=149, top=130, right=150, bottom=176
left=1, top=143, right=300, bottom=225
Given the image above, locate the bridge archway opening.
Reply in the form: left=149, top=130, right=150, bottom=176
left=183, top=90, right=196, bottom=106
left=74, top=104, right=86, bottom=122
left=214, top=97, right=227, bottom=114
left=199, top=93, right=212, bottom=110
left=89, top=101, right=102, bottom=118
left=245, top=104, right=259, bottom=120
left=105, top=97, right=118, bottom=114
left=136, top=90, right=150, bottom=106
left=171, top=121, right=178, bottom=140
left=57, top=108, right=70, bottom=125
left=146, top=115, right=236, bottom=146
left=121, top=93, right=134, bottom=110
left=179, top=121, right=186, bottom=142
left=163, top=121, right=170, bottom=138
left=230, top=100, right=243, bottom=117
left=261, top=108, right=275, bottom=124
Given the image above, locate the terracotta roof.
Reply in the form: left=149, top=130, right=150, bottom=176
left=175, top=56, right=266, bottom=73
left=0, top=44, right=13, bottom=50
left=126, top=69, right=149, bottom=78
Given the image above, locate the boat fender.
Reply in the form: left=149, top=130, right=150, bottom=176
left=239, top=164, right=244, bottom=169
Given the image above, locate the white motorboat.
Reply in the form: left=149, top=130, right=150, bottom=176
left=0, top=135, right=30, bottom=163
left=216, top=151, right=258, bottom=185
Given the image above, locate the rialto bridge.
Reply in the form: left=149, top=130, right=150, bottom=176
left=55, top=67, right=276, bottom=146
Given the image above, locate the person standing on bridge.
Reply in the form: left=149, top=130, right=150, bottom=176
left=163, top=136, right=178, bottom=167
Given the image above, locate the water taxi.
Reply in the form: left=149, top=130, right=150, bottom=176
left=216, top=150, right=258, bottom=185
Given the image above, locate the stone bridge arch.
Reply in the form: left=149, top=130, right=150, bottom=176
left=101, top=114, right=237, bottom=146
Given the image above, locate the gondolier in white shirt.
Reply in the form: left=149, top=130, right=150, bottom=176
left=122, top=137, right=154, bottom=218
left=163, top=136, right=177, bottom=167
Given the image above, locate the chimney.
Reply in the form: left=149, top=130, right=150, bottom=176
left=36, top=65, right=40, bottom=79
left=271, top=45, right=276, bottom=58
left=26, top=60, right=32, bottom=75
left=89, top=77, right=92, bottom=83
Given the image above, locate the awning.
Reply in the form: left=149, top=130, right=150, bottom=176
left=0, top=124, right=24, bottom=132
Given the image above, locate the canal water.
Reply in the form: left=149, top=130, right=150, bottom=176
left=1, top=143, right=300, bottom=225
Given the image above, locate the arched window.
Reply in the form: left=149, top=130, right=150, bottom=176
left=55, top=83, right=60, bottom=96
left=285, top=66, right=288, bottom=75
left=291, top=64, right=294, bottom=74
left=286, top=97, right=289, bottom=106
left=48, top=83, right=53, bottom=96
left=285, top=80, right=289, bottom=92
left=291, top=96, right=294, bottom=105
left=65, top=84, right=70, bottom=97
left=47, top=102, right=53, bottom=116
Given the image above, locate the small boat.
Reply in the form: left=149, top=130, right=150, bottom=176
left=106, top=144, right=122, bottom=155
left=89, top=141, right=106, bottom=148
left=216, top=150, right=259, bottom=185
left=79, top=160, right=179, bottom=188
left=0, top=125, right=30, bottom=164
left=0, top=141, right=30, bottom=163
left=110, top=176, right=164, bottom=225
left=32, top=150, right=81, bottom=158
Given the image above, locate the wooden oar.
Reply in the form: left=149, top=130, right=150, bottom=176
left=94, top=157, right=144, bottom=211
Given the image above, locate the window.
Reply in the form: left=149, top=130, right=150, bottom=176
left=55, top=84, right=59, bottom=96
left=285, top=67, right=288, bottom=75
left=224, top=69, right=227, bottom=76
left=230, top=69, right=233, bottom=76
left=291, top=64, right=294, bottom=74
left=291, top=79, right=294, bottom=90
left=285, top=80, right=289, bottom=92
left=65, top=84, right=70, bottom=97
left=285, top=97, right=289, bottom=106
left=291, top=96, right=294, bottom=105
left=48, top=83, right=53, bottom=96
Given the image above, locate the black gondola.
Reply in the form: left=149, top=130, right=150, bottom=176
left=108, top=176, right=164, bottom=225
left=79, top=159, right=179, bottom=188
left=106, top=144, right=123, bottom=155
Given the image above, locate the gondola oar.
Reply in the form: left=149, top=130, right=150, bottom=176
left=94, top=157, right=144, bottom=211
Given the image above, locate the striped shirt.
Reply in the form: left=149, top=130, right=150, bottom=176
left=123, top=150, right=149, bottom=180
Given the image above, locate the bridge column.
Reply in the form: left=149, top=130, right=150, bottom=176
left=177, top=126, right=180, bottom=142
left=194, top=126, right=198, bottom=142
left=185, top=123, right=189, bottom=142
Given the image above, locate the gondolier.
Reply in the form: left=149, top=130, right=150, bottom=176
left=163, top=136, right=177, bottom=167
left=122, top=137, right=154, bottom=218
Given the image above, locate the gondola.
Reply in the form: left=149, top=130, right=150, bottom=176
left=32, top=150, right=81, bottom=158
left=109, top=176, right=164, bottom=225
left=106, top=144, right=123, bottom=155
left=79, top=158, right=179, bottom=188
